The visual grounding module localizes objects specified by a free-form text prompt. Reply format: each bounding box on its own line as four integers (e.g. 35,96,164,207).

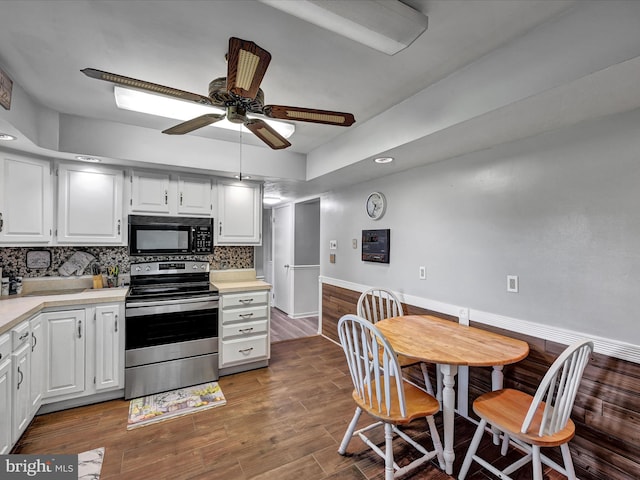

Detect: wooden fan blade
162,113,225,135
244,119,291,150
81,68,213,106
263,105,355,127
226,37,271,100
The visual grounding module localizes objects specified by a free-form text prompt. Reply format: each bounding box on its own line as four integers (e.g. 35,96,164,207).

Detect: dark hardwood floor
13,335,564,479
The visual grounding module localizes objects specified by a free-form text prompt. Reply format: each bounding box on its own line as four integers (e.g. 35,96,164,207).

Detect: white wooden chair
458,339,594,480
357,287,438,397
337,314,444,480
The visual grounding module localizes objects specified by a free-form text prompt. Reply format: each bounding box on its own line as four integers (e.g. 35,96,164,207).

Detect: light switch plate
329,240,337,250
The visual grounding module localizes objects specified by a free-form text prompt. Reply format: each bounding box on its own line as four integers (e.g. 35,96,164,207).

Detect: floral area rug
78,447,105,480
127,382,226,430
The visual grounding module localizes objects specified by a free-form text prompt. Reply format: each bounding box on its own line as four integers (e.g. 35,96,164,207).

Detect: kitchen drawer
0,333,10,362
11,322,30,351
222,290,268,308
221,335,268,366
222,319,268,339
221,305,268,324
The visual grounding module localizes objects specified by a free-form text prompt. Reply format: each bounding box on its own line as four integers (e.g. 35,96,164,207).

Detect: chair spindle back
357,288,404,324
338,314,407,418
522,339,593,437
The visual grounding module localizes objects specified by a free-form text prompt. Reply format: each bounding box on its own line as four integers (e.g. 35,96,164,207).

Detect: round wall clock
365,192,386,220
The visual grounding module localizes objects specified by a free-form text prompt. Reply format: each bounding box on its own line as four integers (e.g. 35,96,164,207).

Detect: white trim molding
320,276,640,364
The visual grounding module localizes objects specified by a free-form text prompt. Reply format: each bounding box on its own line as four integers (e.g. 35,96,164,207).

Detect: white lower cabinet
220,290,270,371
0,334,12,454
29,314,45,416
11,321,31,444
43,304,124,402
94,304,122,391
43,309,85,398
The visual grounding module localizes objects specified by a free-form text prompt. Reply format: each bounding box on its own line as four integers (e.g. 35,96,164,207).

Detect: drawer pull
239,313,254,319
19,332,29,341
238,327,254,334
238,347,254,355
238,298,254,304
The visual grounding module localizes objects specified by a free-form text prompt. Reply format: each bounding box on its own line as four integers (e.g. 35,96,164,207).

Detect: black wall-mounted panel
362,229,390,263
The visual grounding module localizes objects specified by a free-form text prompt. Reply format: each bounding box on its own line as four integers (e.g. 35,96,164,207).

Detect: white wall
321,108,640,346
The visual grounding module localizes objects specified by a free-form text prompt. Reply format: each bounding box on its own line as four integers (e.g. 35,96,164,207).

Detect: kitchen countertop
212,279,271,294
0,288,128,336
209,268,271,294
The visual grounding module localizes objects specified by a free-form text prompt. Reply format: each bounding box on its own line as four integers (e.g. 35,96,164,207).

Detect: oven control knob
192,265,199,269
200,264,207,269
145,266,151,271
134,266,141,272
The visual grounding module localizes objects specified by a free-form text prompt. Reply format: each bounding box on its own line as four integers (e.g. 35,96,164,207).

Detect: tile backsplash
0,246,253,278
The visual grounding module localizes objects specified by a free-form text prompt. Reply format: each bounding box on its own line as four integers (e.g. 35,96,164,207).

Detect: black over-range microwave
128,215,213,256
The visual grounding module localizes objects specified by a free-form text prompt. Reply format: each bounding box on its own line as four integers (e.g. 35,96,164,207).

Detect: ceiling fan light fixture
114,86,295,138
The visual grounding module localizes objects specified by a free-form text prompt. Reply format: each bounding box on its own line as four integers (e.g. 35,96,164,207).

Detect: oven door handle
126,298,219,317
126,296,219,308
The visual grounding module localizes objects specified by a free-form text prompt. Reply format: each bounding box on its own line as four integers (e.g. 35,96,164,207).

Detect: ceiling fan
81,37,356,150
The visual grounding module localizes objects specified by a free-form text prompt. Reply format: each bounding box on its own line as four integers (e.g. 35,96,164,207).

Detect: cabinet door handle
78,320,82,339
180,192,183,206
164,190,168,205
219,222,222,236
31,332,37,352
117,219,121,235
115,314,118,332
0,211,3,232
17,366,23,390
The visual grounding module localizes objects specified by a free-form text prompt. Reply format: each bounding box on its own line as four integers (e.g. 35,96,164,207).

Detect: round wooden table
376,315,530,475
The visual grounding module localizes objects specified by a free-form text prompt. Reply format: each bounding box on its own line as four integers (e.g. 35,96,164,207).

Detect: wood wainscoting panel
320,282,640,480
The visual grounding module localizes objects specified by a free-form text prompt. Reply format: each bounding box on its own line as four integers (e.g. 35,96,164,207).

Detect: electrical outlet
507,275,519,293
329,240,337,250
419,266,426,280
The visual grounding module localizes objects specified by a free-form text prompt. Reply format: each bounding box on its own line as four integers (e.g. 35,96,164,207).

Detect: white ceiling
1,0,639,202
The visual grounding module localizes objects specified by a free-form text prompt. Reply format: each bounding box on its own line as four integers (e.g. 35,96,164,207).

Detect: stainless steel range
124,261,219,399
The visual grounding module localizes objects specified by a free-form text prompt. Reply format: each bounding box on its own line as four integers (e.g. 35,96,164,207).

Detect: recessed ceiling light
76,155,101,163
0,133,17,141
263,196,282,205
374,157,393,164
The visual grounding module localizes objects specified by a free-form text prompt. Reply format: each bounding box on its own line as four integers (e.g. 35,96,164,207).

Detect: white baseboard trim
320,276,640,364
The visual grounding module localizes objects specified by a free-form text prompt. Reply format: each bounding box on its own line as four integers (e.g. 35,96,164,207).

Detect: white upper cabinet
129,170,212,217
177,174,212,216
216,180,262,245
130,170,171,214
0,153,53,244
57,163,124,244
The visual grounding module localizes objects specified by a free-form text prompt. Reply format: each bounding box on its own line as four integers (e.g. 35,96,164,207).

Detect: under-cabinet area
0,152,264,247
